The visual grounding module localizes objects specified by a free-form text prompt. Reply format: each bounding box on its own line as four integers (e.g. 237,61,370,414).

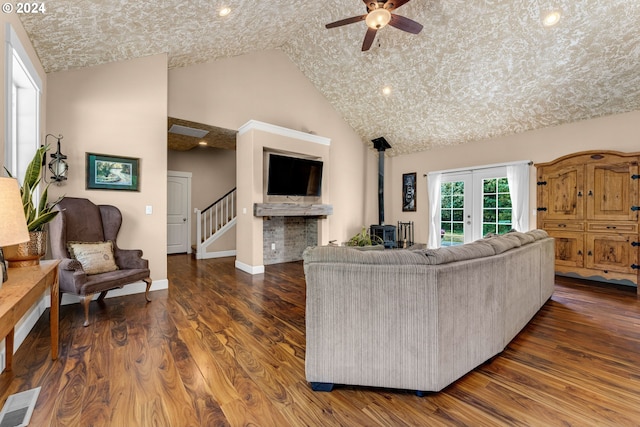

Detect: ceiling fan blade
326,14,367,29
362,27,377,51
384,0,411,12
389,14,423,34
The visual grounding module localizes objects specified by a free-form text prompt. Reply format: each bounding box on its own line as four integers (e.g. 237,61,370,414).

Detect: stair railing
195,187,237,257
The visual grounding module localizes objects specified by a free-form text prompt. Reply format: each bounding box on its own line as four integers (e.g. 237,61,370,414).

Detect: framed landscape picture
86,153,140,191
402,172,417,212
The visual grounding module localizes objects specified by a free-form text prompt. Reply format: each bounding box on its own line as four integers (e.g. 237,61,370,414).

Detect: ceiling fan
325,0,423,51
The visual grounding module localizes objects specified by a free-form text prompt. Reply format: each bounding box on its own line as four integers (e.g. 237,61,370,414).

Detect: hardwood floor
2,254,640,426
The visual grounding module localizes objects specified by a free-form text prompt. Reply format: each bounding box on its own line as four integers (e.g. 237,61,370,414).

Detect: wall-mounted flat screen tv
267,153,323,197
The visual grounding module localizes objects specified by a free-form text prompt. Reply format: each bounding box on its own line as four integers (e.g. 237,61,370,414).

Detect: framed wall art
402,172,416,212
86,153,140,191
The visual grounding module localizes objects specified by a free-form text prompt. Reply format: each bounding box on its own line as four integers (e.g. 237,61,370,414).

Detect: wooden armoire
535,151,640,294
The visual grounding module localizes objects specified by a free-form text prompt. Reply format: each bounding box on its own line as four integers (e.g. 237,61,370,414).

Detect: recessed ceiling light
382,86,392,96
219,7,231,17
542,10,561,27
198,141,207,146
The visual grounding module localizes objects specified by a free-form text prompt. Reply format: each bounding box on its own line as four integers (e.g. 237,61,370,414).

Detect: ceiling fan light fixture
366,8,391,29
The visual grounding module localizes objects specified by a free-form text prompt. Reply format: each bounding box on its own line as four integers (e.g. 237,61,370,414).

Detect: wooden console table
0,260,60,372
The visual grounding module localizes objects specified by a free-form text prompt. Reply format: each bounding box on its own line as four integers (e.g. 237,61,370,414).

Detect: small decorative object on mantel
86,152,140,191
402,172,417,212
3,145,62,268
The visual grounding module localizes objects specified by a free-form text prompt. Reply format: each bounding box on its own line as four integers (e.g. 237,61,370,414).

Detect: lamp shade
0,177,30,247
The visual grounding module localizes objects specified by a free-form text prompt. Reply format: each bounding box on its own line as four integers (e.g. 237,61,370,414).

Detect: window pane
483,223,496,236
498,224,512,234
484,194,496,208
483,209,496,222
498,209,512,222
483,179,496,193
441,209,451,222
452,195,464,208
452,209,464,221
441,195,452,208
497,193,512,208
452,182,464,195
497,178,510,193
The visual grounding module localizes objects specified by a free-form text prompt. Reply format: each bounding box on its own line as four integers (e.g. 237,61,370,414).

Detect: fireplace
370,137,396,248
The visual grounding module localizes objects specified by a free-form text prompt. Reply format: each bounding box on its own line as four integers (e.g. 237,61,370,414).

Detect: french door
440,173,472,246
439,168,514,246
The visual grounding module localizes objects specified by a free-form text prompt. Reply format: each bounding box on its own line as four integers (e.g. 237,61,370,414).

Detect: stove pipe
372,137,391,225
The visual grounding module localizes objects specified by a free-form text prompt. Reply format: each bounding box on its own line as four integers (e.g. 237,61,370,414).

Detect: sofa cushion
507,230,535,245
526,229,549,240
67,240,119,275
422,241,496,265
303,246,431,265
481,234,522,254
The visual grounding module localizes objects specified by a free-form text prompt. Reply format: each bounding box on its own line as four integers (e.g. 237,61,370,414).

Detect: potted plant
345,226,384,249
4,145,62,266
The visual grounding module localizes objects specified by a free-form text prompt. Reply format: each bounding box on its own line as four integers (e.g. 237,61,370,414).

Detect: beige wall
168,147,236,250
387,110,640,244
46,54,169,281
168,50,378,247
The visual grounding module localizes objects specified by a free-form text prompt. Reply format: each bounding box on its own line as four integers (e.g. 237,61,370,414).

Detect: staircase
194,188,237,259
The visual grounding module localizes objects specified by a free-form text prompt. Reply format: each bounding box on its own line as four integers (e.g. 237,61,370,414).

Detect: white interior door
167,172,191,254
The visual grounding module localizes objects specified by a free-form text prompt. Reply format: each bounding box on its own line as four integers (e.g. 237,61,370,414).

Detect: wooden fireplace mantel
253,203,333,217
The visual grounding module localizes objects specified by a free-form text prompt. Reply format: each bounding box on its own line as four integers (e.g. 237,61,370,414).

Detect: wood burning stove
370,137,396,249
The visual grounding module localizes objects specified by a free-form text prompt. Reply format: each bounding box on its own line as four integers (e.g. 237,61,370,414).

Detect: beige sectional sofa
302,230,555,394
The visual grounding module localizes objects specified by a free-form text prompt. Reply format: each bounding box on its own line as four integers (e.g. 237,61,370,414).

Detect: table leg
50,269,59,360
6,328,14,371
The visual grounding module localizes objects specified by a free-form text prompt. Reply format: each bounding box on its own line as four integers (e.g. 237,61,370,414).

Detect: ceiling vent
168,124,210,138
0,387,41,427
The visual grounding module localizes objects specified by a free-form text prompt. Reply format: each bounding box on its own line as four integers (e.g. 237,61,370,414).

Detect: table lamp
0,177,30,283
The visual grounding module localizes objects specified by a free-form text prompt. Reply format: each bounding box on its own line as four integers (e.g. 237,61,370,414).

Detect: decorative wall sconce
45,134,68,184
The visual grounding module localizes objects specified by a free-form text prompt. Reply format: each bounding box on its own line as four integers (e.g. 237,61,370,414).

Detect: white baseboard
196,250,237,260
0,278,168,373
235,260,264,275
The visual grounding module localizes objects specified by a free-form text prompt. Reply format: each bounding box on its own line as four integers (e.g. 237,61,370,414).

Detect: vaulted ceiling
19,0,640,156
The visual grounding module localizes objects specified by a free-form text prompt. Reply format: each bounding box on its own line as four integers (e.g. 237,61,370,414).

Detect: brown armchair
49,197,152,326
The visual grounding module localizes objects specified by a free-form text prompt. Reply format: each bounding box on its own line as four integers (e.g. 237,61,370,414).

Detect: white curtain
506,163,530,231
427,173,442,248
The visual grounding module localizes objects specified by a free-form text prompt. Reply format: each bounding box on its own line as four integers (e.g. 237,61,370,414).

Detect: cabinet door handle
588,190,593,196
577,191,582,197
606,225,617,229
577,250,583,256
587,251,593,256
558,223,567,228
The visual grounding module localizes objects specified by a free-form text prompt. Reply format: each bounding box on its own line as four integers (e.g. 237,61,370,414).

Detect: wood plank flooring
1,254,640,426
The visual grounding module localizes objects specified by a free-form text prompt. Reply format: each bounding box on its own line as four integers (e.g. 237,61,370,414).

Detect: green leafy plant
346,226,384,247
4,145,62,231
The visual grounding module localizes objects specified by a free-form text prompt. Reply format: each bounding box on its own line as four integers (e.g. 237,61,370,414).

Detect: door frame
168,170,192,254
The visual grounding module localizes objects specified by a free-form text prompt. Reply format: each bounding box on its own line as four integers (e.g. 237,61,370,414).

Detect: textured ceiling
19,0,640,156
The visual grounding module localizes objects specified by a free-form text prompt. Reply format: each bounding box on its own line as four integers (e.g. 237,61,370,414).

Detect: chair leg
97,291,108,303
80,294,95,327
143,278,152,303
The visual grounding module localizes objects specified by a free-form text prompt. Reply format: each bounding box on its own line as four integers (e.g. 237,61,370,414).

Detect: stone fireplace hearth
262,217,318,265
